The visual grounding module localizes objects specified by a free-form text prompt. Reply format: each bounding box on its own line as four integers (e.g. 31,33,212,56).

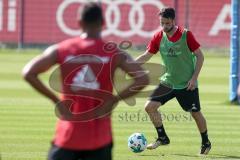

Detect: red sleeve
186,31,200,52
147,31,163,54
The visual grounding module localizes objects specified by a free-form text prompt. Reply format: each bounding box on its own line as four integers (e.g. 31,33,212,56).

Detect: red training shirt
53,36,117,150
147,26,200,54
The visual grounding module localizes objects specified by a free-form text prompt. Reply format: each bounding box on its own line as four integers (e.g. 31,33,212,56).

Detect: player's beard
164,26,174,33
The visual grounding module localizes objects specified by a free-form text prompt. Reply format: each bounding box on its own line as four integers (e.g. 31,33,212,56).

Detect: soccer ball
128,133,147,153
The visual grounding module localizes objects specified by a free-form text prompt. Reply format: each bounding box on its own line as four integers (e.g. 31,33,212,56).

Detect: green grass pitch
0,48,240,160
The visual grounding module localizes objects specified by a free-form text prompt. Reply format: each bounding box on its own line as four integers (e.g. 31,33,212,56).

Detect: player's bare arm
22,45,60,104
117,52,149,100
187,48,204,91
85,52,150,120
135,51,154,64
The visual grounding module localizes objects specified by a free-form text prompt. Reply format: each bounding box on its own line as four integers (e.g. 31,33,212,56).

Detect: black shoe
200,141,211,155
147,136,170,150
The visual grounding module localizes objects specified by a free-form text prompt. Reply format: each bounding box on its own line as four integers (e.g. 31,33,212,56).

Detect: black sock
156,125,167,138
201,130,209,144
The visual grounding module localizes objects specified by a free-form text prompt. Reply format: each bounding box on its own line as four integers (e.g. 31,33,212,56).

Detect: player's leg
191,111,207,136
82,143,113,160
145,100,170,150
191,111,211,155
145,84,174,150
176,88,211,155
48,144,78,160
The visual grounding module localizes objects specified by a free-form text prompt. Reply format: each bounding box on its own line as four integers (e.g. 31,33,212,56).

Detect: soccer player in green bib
136,7,211,155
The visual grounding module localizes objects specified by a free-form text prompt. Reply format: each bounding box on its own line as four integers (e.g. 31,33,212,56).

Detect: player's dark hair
79,2,103,26
159,7,175,19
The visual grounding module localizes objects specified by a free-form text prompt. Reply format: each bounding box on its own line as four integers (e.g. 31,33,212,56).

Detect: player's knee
145,101,161,113
145,105,152,113
191,111,205,120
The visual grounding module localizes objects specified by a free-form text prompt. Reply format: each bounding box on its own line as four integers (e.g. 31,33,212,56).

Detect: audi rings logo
56,0,164,37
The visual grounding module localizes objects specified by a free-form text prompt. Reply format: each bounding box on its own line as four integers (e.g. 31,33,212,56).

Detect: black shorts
149,84,201,112
48,142,112,160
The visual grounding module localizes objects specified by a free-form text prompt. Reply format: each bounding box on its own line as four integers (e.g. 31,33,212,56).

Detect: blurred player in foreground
135,7,211,155
22,3,149,160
